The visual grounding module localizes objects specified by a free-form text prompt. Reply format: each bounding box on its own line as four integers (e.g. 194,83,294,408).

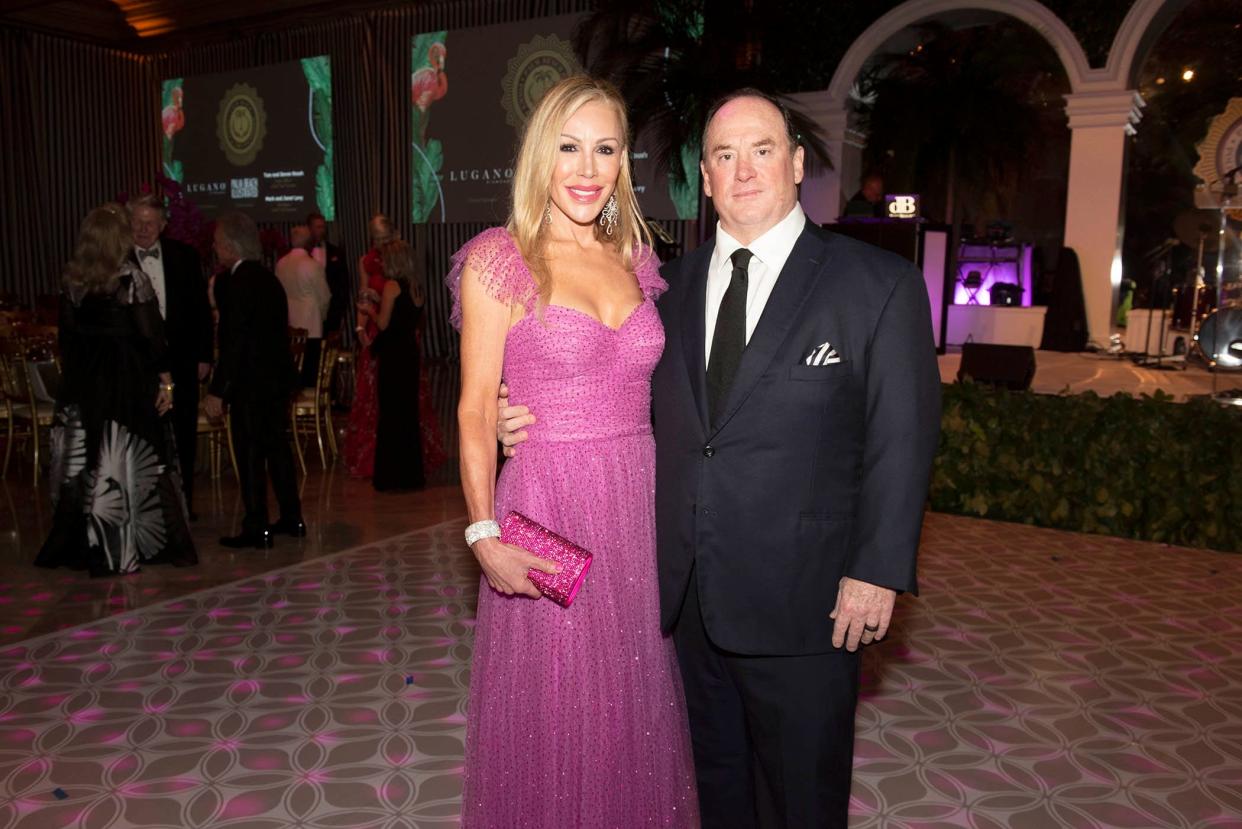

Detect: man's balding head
700,90,805,245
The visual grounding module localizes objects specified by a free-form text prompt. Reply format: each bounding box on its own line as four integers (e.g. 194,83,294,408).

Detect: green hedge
932,382,1242,552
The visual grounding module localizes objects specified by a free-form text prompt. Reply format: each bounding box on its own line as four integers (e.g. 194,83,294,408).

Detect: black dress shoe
268,518,307,538
219,530,274,549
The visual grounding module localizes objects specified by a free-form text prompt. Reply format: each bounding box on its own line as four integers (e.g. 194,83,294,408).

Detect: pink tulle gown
447,228,698,827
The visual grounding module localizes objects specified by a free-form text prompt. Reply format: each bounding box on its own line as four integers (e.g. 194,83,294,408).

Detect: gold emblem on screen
500,34,581,129
216,83,267,166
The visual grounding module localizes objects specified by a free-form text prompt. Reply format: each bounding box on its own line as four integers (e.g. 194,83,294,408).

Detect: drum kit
1135,177,1242,385
1177,208,1241,369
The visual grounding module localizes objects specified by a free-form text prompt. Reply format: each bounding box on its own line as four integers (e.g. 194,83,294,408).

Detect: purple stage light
953,244,1034,307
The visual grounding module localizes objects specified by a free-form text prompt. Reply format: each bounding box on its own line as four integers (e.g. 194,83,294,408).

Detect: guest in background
844,171,886,218
366,238,424,491
342,213,396,478
307,211,351,342
276,225,330,387
128,192,213,518
36,203,196,576
204,212,304,549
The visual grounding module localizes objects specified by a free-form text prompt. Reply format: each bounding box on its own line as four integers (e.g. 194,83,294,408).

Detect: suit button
702,445,715,458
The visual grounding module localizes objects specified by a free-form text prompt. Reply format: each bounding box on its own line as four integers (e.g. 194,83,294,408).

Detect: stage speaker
989,282,1022,307
957,343,1036,390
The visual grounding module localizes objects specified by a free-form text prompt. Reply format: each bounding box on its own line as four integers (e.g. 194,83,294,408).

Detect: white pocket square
804,342,842,366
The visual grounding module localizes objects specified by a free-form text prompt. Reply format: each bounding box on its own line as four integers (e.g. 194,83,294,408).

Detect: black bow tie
138,247,161,262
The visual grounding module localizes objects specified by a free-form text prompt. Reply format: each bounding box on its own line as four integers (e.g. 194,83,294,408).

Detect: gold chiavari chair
291,338,338,473
197,377,238,481
0,334,55,482
288,327,308,377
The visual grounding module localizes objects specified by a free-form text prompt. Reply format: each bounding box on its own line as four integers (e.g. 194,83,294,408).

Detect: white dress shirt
704,203,807,364
275,248,330,338
135,242,167,318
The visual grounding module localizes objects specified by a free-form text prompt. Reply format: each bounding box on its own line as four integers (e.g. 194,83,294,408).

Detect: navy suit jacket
652,221,941,655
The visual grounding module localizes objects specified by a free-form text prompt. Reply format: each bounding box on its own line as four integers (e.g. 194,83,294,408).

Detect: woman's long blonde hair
507,75,651,304
63,202,133,297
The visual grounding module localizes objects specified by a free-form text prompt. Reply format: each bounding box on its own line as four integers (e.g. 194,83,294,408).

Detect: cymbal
1174,210,1223,251
1174,210,1222,252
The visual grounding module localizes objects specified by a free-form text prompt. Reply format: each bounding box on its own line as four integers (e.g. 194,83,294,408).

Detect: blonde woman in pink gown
448,76,698,826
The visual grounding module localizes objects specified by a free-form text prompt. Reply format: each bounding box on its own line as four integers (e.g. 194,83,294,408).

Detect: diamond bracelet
464,520,501,547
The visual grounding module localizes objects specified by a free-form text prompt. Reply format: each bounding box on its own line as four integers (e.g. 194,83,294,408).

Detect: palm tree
574,0,831,224
857,21,1056,245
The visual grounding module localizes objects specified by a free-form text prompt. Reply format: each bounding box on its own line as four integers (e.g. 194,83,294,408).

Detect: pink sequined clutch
499,512,593,607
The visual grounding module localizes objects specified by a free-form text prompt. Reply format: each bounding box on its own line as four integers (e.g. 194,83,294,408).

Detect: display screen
410,14,692,223
161,57,335,221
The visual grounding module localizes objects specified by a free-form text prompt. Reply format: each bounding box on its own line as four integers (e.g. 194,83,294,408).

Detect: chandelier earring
544,201,553,225
599,193,619,237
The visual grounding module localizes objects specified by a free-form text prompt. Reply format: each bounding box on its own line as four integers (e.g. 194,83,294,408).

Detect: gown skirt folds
36,266,196,576
446,228,698,827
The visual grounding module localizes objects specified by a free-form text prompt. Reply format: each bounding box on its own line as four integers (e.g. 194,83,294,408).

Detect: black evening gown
371,286,424,491
36,265,197,576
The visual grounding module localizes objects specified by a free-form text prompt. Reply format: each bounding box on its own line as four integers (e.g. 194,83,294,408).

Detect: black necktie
707,247,752,424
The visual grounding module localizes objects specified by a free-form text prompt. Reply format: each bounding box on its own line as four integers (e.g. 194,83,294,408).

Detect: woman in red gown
343,214,394,477
343,215,447,480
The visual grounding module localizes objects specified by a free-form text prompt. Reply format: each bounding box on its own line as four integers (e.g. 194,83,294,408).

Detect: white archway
803,0,1188,346
824,0,1092,107
1105,0,1197,88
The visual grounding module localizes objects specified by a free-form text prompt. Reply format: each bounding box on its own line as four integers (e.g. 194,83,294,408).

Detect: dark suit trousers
673,573,860,829
170,365,199,507
229,395,301,535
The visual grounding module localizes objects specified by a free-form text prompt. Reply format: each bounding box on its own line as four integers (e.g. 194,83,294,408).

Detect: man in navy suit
501,89,940,827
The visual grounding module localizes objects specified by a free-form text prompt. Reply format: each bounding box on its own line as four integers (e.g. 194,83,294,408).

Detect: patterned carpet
1,513,1240,828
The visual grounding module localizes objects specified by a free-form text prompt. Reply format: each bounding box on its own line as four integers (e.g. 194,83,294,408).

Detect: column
788,92,867,225
1062,90,1144,346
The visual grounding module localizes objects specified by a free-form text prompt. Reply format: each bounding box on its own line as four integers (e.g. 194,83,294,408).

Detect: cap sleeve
444,227,537,330
633,245,668,301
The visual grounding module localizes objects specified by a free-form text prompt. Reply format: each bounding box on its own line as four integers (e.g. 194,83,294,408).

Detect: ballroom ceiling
0,0,394,50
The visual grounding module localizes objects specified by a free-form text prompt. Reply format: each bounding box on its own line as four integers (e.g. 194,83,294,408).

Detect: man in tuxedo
501,90,940,827
204,212,304,549
129,193,213,518
307,212,351,343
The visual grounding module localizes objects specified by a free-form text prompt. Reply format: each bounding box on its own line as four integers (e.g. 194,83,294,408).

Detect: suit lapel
678,242,713,432
160,241,177,324
709,227,830,438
